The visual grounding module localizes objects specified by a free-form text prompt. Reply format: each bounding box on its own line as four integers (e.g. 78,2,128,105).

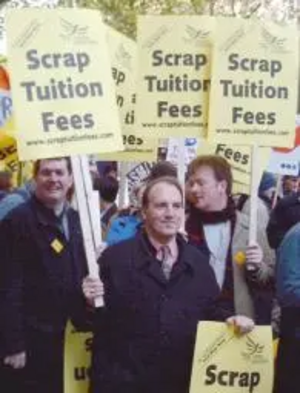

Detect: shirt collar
146,230,178,259
32,195,68,225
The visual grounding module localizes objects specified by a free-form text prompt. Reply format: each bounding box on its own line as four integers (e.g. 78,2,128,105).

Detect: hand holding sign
189,322,273,393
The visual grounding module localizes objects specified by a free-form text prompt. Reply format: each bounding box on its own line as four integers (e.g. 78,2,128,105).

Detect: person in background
186,156,275,326
258,172,277,206
267,194,300,250
282,175,300,197
275,221,300,392
105,161,178,246
146,161,177,182
105,181,145,246
234,172,277,225
103,163,118,179
0,180,35,221
0,158,89,393
82,176,254,393
93,176,119,240
0,170,12,201
267,174,300,251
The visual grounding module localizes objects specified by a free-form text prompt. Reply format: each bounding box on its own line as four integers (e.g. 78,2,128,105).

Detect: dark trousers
0,363,24,393
274,307,300,393
275,336,300,393
3,329,65,393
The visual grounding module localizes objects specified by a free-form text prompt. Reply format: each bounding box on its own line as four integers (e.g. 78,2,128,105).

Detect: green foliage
59,0,297,39
62,0,208,38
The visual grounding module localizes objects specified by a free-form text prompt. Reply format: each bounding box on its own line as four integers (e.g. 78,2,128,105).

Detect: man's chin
160,229,177,237
193,202,205,210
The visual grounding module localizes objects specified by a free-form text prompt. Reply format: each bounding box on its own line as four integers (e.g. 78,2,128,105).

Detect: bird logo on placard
245,336,264,357
184,25,209,46
116,44,132,71
260,27,287,53
60,18,90,42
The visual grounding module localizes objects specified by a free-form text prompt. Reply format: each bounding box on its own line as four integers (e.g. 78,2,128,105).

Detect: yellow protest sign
107,26,136,137
136,15,214,138
7,8,123,161
197,140,271,185
208,17,298,147
0,64,15,135
64,321,92,393
0,132,18,172
233,181,250,195
189,322,273,393
97,134,157,162
98,27,157,162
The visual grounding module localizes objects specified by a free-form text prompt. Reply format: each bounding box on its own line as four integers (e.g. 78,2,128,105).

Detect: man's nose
165,205,175,216
189,182,198,192
49,172,58,181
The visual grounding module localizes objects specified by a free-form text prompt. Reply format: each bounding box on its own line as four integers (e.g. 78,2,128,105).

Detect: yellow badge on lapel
234,251,246,266
51,239,64,254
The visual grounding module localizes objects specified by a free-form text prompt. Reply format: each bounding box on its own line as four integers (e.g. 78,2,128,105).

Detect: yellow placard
189,322,273,393
0,132,18,174
98,27,157,162
64,321,92,393
107,26,136,137
97,135,157,162
136,15,214,138
208,17,298,147
0,63,15,135
197,140,271,185
232,181,250,195
7,8,123,161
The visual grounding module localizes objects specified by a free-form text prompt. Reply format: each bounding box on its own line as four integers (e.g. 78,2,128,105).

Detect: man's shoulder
66,205,80,220
277,194,300,210
282,222,300,243
181,240,211,269
2,198,33,220
102,236,137,258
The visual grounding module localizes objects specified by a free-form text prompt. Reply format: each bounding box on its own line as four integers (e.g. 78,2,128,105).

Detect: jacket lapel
146,259,168,286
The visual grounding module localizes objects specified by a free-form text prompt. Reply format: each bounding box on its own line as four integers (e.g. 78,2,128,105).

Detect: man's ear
141,207,147,221
219,180,227,195
68,174,74,188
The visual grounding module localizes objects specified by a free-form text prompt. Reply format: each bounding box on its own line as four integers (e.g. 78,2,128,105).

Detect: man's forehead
190,165,215,178
148,183,182,200
39,159,68,170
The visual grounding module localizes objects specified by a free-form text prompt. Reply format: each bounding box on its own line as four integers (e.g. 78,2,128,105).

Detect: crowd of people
0,156,299,393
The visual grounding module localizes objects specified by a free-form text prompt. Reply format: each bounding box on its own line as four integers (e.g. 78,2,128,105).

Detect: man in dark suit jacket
0,157,88,393
83,176,254,393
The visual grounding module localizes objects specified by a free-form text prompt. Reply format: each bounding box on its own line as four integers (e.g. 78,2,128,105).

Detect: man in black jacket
0,157,88,393
83,176,254,393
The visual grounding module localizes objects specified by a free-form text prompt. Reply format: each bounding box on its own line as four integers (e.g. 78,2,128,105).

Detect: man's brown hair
142,176,183,208
33,157,72,177
187,155,233,196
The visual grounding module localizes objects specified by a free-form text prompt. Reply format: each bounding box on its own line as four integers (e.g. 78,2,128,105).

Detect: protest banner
0,64,14,134
0,0,60,55
0,132,18,176
268,126,300,176
208,17,298,148
166,138,198,169
189,322,273,393
64,321,92,393
126,161,153,194
136,15,214,138
99,26,157,162
197,140,271,186
232,181,250,195
0,64,16,175
6,8,123,161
